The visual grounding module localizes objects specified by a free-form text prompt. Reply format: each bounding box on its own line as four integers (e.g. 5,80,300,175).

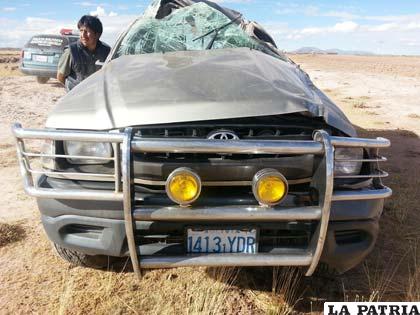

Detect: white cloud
299,21,358,35
407,42,420,47
90,6,118,17
275,8,294,15
75,2,97,7
274,4,359,19
263,22,289,34
90,6,106,16
400,38,420,47
363,14,420,22
369,23,399,32
2,7,16,12
324,10,360,20
95,15,138,45
286,34,302,40
332,21,358,32
406,22,420,30
274,4,320,17
301,27,323,35
26,17,55,24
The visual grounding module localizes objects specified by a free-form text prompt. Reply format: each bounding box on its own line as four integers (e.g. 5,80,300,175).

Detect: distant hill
290,47,374,56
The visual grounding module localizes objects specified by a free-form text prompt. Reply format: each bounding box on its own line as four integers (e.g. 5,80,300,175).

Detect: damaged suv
13,0,391,277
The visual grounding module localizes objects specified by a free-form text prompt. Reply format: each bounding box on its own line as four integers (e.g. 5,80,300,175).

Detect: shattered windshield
114,2,281,59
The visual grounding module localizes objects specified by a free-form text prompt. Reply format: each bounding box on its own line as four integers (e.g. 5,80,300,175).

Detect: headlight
334,147,363,175
64,141,113,164
252,169,288,207
166,168,201,206
41,140,56,170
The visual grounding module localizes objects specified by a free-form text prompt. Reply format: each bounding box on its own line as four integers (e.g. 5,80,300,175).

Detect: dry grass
52,265,260,315
353,101,369,109
408,113,420,119
0,222,26,247
187,267,240,314
385,174,420,224
0,64,21,77
0,51,22,77
362,254,404,301
405,240,420,301
0,142,19,168
267,267,302,315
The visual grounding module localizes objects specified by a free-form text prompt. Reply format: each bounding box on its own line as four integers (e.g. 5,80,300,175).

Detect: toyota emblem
207,130,239,140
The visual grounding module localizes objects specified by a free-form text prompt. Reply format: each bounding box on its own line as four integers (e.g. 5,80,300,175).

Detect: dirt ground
0,52,419,314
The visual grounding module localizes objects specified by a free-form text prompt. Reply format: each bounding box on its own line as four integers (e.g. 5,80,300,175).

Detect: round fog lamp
166,168,201,206
252,169,288,206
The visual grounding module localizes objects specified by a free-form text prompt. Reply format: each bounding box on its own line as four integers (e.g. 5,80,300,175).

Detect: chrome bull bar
12,123,391,278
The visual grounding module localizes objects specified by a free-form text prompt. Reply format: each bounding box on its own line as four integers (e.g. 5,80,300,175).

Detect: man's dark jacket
65,40,110,91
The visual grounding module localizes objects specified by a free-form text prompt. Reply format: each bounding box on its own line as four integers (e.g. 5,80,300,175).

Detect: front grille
134,123,314,158
134,118,320,140
132,117,325,184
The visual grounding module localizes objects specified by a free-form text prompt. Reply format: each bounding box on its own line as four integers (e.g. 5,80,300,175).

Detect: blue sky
1,0,420,54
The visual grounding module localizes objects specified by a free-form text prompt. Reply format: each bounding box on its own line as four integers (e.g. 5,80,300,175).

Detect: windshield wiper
193,14,242,49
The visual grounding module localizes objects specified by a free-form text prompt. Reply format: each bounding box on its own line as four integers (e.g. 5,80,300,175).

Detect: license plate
33,55,48,62
187,228,257,254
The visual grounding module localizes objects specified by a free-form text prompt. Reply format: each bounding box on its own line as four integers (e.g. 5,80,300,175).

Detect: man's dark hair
77,15,103,36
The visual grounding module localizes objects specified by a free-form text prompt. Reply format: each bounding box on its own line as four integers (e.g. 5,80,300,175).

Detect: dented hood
47,48,355,136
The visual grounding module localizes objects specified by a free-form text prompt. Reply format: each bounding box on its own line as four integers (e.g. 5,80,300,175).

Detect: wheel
36,76,49,84
52,243,112,269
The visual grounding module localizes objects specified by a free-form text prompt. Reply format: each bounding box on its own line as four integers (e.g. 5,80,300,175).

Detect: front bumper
40,215,380,273
38,177,385,273
12,124,391,276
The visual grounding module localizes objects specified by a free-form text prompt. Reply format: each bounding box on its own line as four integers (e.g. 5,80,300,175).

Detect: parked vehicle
13,0,391,277
20,31,78,84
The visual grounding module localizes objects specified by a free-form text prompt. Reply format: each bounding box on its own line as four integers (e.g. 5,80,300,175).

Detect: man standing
57,15,110,91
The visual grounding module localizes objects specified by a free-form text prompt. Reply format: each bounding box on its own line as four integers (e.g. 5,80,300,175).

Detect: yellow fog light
252,169,288,206
166,168,201,206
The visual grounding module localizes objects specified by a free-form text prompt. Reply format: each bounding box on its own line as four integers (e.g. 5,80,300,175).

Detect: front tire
36,76,49,84
53,243,112,269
